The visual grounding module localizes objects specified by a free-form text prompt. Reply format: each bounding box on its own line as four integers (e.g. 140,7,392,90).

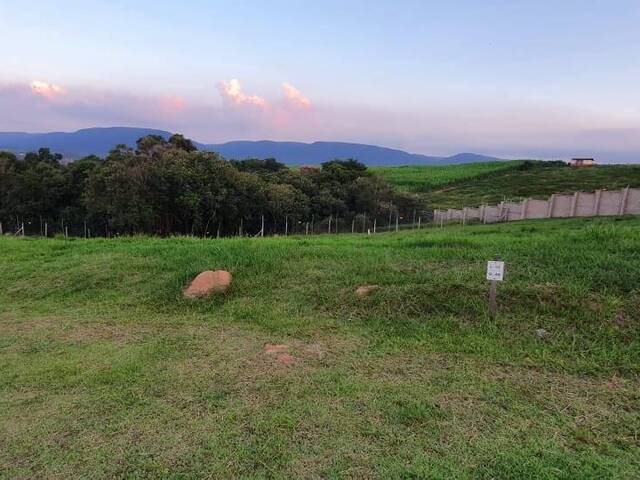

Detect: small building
569,158,595,168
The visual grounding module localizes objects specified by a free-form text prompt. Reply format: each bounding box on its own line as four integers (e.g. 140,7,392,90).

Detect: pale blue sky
1,0,639,160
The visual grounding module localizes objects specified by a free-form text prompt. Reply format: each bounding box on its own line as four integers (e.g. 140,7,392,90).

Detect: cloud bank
0,78,638,162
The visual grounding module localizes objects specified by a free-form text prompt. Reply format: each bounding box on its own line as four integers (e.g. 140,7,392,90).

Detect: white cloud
217,79,267,108
30,80,64,100
282,82,311,108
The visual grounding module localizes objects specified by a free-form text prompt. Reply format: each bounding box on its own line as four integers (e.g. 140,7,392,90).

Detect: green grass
372,161,524,192
420,162,640,209
1,217,640,478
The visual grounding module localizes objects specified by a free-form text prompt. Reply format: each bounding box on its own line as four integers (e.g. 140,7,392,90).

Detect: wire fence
1,210,436,239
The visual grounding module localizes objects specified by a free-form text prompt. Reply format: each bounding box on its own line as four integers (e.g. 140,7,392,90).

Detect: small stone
263,344,289,355
183,270,232,298
355,285,380,298
535,328,550,339
276,353,296,365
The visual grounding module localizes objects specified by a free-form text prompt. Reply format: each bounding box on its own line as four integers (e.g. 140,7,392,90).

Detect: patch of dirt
355,285,380,298
276,353,296,365
263,344,297,366
614,311,630,328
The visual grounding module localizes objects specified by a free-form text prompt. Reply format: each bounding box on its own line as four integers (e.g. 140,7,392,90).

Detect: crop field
2,216,639,478
371,160,523,192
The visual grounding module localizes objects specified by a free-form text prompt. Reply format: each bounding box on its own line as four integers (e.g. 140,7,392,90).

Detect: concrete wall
433,187,639,225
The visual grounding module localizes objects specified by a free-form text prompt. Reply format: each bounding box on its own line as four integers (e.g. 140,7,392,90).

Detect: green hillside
2,217,639,478
378,161,640,210
371,160,523,192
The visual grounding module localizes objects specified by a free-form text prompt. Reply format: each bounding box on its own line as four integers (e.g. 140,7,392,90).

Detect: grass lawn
1,217,639,478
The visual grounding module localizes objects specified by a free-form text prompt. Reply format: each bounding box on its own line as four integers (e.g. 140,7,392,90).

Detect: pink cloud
217,79,267,108
282,82,311,108
30,80,65,100
160,95,186,111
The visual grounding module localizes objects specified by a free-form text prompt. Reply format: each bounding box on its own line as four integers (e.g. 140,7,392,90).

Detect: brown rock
183,270,232,298
276,353,296,365
263,344,289,355
355,285,380,298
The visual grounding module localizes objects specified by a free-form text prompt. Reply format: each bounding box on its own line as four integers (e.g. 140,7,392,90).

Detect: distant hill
0,127,503,165
0,127,172,159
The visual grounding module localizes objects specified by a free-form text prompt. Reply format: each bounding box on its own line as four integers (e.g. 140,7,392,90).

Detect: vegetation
1,216,639,478
386,160,640,209
372,160,523,192
0,135,420,237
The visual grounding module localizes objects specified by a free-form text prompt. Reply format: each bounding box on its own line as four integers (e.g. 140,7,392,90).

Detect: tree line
0,134,422,237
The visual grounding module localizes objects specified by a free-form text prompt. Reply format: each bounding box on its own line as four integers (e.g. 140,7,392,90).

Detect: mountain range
0,127,503,165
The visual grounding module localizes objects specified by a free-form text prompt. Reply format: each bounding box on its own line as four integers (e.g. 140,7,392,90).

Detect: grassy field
1,217,639,478
371,161,523,192
415,162,640,209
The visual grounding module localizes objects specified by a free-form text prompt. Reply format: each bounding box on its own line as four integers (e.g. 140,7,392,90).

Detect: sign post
486,256,505,316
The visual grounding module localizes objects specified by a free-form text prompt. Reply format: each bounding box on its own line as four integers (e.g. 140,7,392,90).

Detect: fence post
520,199,528,220
594,190,602,216
412,209,416,229
395,212,399,232
261,215,265,237
373,218,377,233
0,221,3,235
570,192,579,217
305,222,309,235
619,186,630,215
328,214,332,234
351,218,355,234
417,216,421,229
462,208,467,226
546,195,555,218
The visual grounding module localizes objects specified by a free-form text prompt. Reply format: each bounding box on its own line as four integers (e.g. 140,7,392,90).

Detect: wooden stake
489,280,498,316
418,216,421,229
285,215,289,236
305,222,309,235
328,214,332,234
395,212,399,232
373,218,377,233
261,215,265,237
44,222,47,237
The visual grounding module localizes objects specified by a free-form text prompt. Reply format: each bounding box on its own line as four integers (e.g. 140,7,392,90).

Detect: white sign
486,261,505,281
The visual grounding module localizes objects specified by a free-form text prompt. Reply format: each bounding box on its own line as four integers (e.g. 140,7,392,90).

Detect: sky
1,0,640,161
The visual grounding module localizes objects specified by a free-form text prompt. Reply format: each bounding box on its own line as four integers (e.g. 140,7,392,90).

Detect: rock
263,344,289,355
535,328,550,339
276,353,296,365
355,285,380,298
183,270,232,298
